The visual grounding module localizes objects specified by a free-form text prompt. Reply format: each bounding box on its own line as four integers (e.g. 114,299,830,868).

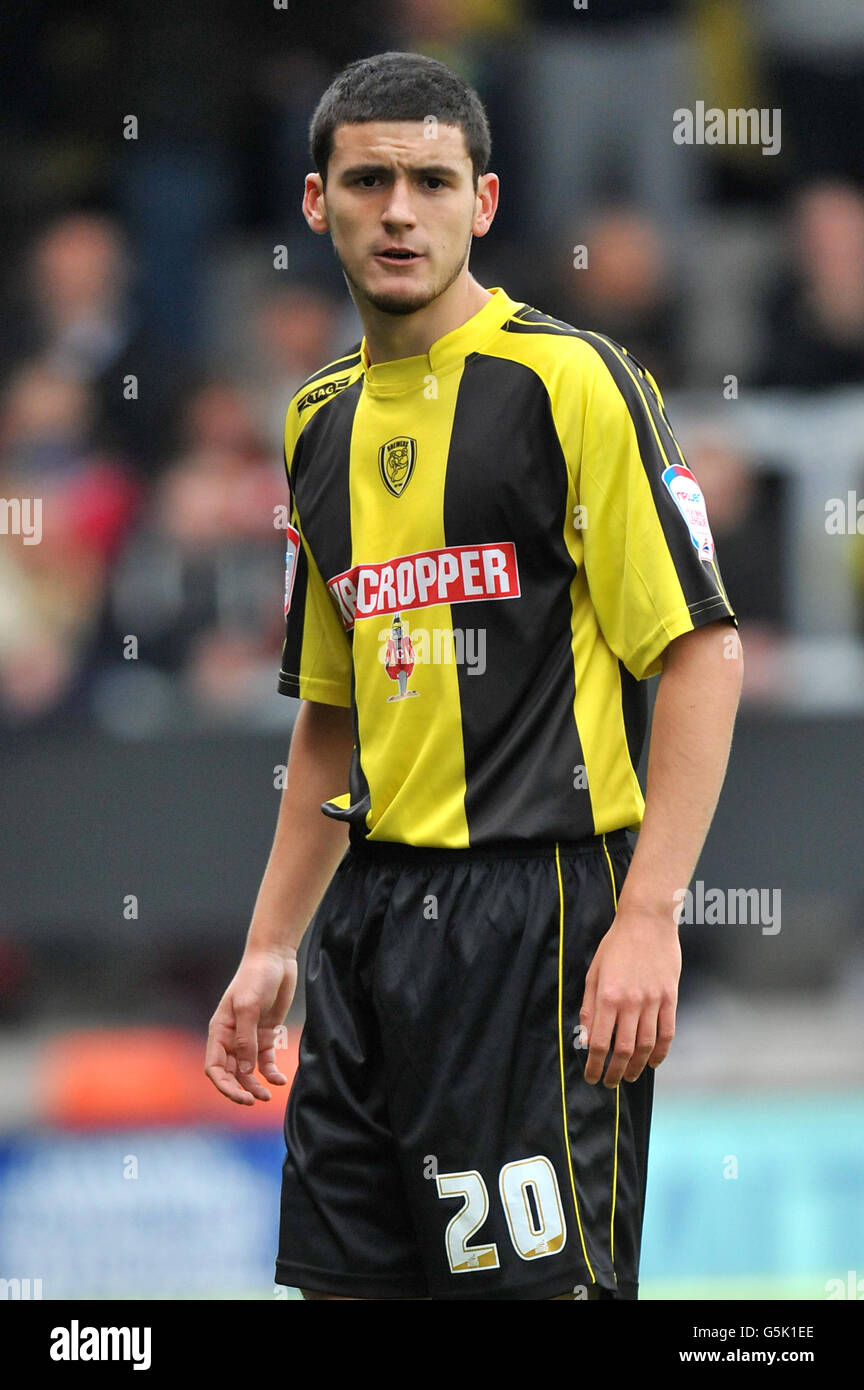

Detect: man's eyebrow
338,162,463,180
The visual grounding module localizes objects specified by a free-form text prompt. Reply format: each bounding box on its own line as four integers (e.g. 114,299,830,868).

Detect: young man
205,51,742,1301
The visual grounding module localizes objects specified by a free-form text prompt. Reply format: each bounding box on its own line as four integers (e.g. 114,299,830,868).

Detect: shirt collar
359,286,523,396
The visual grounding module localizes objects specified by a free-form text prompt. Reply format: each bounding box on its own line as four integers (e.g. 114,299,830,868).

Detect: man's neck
360,274,492,366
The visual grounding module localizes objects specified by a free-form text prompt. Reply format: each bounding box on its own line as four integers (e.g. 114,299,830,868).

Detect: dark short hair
309,50,491,189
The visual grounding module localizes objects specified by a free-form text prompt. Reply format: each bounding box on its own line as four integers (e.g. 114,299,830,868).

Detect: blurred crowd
2,0,864,733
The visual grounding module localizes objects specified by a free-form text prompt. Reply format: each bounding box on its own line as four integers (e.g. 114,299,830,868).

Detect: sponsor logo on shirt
382,612,419,701
662,463,715,562
327,541,521,630
296,376,352,412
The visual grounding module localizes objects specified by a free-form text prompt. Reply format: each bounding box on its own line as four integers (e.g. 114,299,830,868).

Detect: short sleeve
574,336,737,680
277,437,352,707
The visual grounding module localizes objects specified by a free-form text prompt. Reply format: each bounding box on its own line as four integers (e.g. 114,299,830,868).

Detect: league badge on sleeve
662,463,715,562
284,523,300,614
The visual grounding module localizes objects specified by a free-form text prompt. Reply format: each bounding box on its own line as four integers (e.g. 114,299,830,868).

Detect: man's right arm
205,699,354,1105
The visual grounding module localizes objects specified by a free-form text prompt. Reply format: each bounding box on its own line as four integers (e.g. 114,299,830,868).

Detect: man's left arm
581,620,743,1086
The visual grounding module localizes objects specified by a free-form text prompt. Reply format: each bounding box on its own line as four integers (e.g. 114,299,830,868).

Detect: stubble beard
335,234,472,317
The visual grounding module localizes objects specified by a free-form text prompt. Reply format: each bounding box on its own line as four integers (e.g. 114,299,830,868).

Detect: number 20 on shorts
436,1155,566,1273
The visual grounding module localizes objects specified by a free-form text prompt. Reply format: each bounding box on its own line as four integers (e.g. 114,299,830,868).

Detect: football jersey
278,285,737,848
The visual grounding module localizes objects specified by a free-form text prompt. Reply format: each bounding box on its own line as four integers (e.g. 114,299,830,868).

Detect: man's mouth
375,248,423,261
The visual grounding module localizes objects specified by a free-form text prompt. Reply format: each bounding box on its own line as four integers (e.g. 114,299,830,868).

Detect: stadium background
1,0,863,1300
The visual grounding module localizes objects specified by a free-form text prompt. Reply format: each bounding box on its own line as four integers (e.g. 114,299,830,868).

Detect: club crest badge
379,437,417,497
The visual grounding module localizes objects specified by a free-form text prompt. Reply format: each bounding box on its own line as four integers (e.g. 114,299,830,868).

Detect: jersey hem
345,829,632,862
628,601,737,680
277,673,352,707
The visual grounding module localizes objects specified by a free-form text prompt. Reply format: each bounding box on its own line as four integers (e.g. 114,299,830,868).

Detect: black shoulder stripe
502,320,584,338
580,331,684,472
502,305,584,337
535,323,732,619
581,331,655,383
503,308,652,351
293,344,363,396
576,330,712,580
577,330,676,475
503,316,674,449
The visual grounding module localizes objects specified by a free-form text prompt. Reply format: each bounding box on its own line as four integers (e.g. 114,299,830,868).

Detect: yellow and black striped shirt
279,286,737,847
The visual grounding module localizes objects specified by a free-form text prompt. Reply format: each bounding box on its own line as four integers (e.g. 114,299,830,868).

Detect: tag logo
662,463,715,562
296,376,351,413
379,437,417,497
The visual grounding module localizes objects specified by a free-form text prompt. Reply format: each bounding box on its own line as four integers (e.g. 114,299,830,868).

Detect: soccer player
205,51,742,1301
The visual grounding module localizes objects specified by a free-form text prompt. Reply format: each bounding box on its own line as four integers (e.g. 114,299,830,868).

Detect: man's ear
471,171,499,239
302,173,329,235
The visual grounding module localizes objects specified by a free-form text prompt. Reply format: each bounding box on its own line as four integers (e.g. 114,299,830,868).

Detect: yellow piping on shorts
555,841,596,1284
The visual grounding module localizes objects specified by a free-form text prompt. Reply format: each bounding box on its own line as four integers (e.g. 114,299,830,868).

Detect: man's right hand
205,701,353,1105
205,947,298,1105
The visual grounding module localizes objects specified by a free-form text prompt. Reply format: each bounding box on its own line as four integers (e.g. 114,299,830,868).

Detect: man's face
304,121,496,316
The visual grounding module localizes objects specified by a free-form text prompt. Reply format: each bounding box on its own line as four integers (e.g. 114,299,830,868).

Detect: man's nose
381,177,416,224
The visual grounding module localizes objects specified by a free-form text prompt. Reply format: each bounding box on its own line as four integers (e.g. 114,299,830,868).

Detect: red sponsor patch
327,541,520,629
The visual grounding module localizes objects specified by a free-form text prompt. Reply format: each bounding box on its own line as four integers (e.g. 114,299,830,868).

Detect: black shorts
275,831,653,1301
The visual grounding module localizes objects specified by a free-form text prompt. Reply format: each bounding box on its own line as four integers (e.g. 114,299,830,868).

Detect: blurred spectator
27,214,129,380
0,361,140,727
0,212,180,474
248,285,343,446
96,380,286,730
754,180,864,389
536,205,687,388
523,0,701,245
